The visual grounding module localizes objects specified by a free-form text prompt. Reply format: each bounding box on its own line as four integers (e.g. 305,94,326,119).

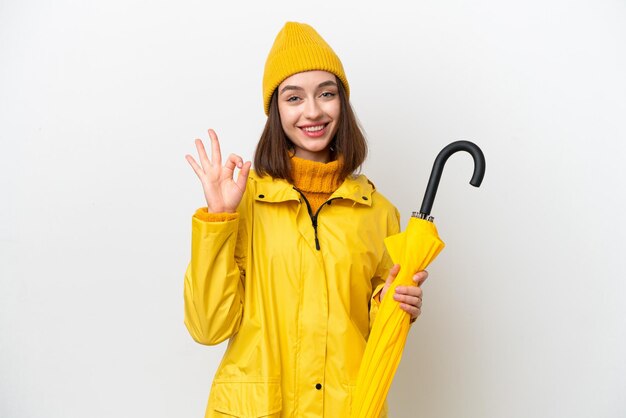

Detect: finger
395,285,422,299
236,161,252,191
413,270,429,286
223,153,243,178
195,138,211,172
393,293,422,308
185,154,205,180
208,129,222,167
400,303,420,319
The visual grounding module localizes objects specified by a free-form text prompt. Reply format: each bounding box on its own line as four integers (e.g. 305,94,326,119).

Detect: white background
1,1,625,417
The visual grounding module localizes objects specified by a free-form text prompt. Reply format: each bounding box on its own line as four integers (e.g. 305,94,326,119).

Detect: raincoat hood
251,171,374,206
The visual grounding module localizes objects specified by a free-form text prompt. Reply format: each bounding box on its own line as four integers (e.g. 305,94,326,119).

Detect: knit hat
262,22,350,115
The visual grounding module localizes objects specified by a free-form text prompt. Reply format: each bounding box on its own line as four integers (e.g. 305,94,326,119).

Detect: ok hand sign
185,129,252,213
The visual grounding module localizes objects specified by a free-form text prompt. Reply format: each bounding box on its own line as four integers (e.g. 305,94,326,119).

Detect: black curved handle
419,140,486,217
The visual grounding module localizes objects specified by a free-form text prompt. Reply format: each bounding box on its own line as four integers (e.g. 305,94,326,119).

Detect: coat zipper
293,187,340,251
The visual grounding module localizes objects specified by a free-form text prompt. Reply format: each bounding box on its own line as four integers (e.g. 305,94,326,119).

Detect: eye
286,95,301,102
320,91,336,98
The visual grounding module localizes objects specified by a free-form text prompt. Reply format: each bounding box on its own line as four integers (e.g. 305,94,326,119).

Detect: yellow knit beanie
262,22,350,115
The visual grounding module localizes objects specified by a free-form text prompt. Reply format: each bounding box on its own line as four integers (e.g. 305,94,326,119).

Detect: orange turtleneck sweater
290,156,343,213
195,156,343,221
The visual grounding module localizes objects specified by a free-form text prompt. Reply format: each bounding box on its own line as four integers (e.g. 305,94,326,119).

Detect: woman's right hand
185,129,252,213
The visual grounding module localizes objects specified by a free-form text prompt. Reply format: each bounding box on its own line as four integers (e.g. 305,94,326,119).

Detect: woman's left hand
380,264,429,321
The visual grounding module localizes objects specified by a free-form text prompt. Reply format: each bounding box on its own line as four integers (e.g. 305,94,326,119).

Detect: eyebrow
279,80,338,95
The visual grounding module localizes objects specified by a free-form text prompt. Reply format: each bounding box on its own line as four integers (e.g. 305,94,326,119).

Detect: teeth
302,125,324,132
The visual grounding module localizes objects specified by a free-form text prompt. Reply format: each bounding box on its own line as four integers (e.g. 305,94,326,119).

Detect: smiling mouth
300,124,328,133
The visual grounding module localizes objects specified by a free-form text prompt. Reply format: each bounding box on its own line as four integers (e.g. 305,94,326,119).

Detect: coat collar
250,171,374,207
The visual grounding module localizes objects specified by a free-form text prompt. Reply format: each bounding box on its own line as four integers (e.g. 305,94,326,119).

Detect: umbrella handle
418,140,486,218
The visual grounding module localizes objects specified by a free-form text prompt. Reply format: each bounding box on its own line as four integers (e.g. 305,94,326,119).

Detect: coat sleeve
368,205,401,330
183,195,251,346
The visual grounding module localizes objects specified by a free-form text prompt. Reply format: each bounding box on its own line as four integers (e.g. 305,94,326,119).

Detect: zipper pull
311,216,320,251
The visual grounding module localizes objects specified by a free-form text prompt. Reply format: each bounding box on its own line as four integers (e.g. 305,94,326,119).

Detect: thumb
385,274,393,287
387,264,400,284
381,264,400,301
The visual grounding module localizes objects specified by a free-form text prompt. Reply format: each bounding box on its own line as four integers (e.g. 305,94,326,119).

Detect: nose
303,97,323,120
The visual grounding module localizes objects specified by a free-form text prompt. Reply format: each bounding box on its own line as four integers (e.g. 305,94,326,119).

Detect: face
277,70,341,163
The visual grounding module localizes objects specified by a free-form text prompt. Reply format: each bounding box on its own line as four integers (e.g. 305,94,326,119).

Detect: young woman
184,22,428,418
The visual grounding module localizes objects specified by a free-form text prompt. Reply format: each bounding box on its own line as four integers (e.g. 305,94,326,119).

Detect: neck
294,149,331,163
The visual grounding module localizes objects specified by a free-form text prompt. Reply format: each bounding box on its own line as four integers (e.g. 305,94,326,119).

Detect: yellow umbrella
351,141,486,418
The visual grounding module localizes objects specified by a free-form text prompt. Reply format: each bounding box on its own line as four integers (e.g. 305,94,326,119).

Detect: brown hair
254,77,367,183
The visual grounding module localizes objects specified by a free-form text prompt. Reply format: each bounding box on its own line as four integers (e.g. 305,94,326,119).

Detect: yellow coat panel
184,171,399,417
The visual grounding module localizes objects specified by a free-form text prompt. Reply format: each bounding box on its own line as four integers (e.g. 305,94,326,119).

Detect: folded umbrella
351,140,486,418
